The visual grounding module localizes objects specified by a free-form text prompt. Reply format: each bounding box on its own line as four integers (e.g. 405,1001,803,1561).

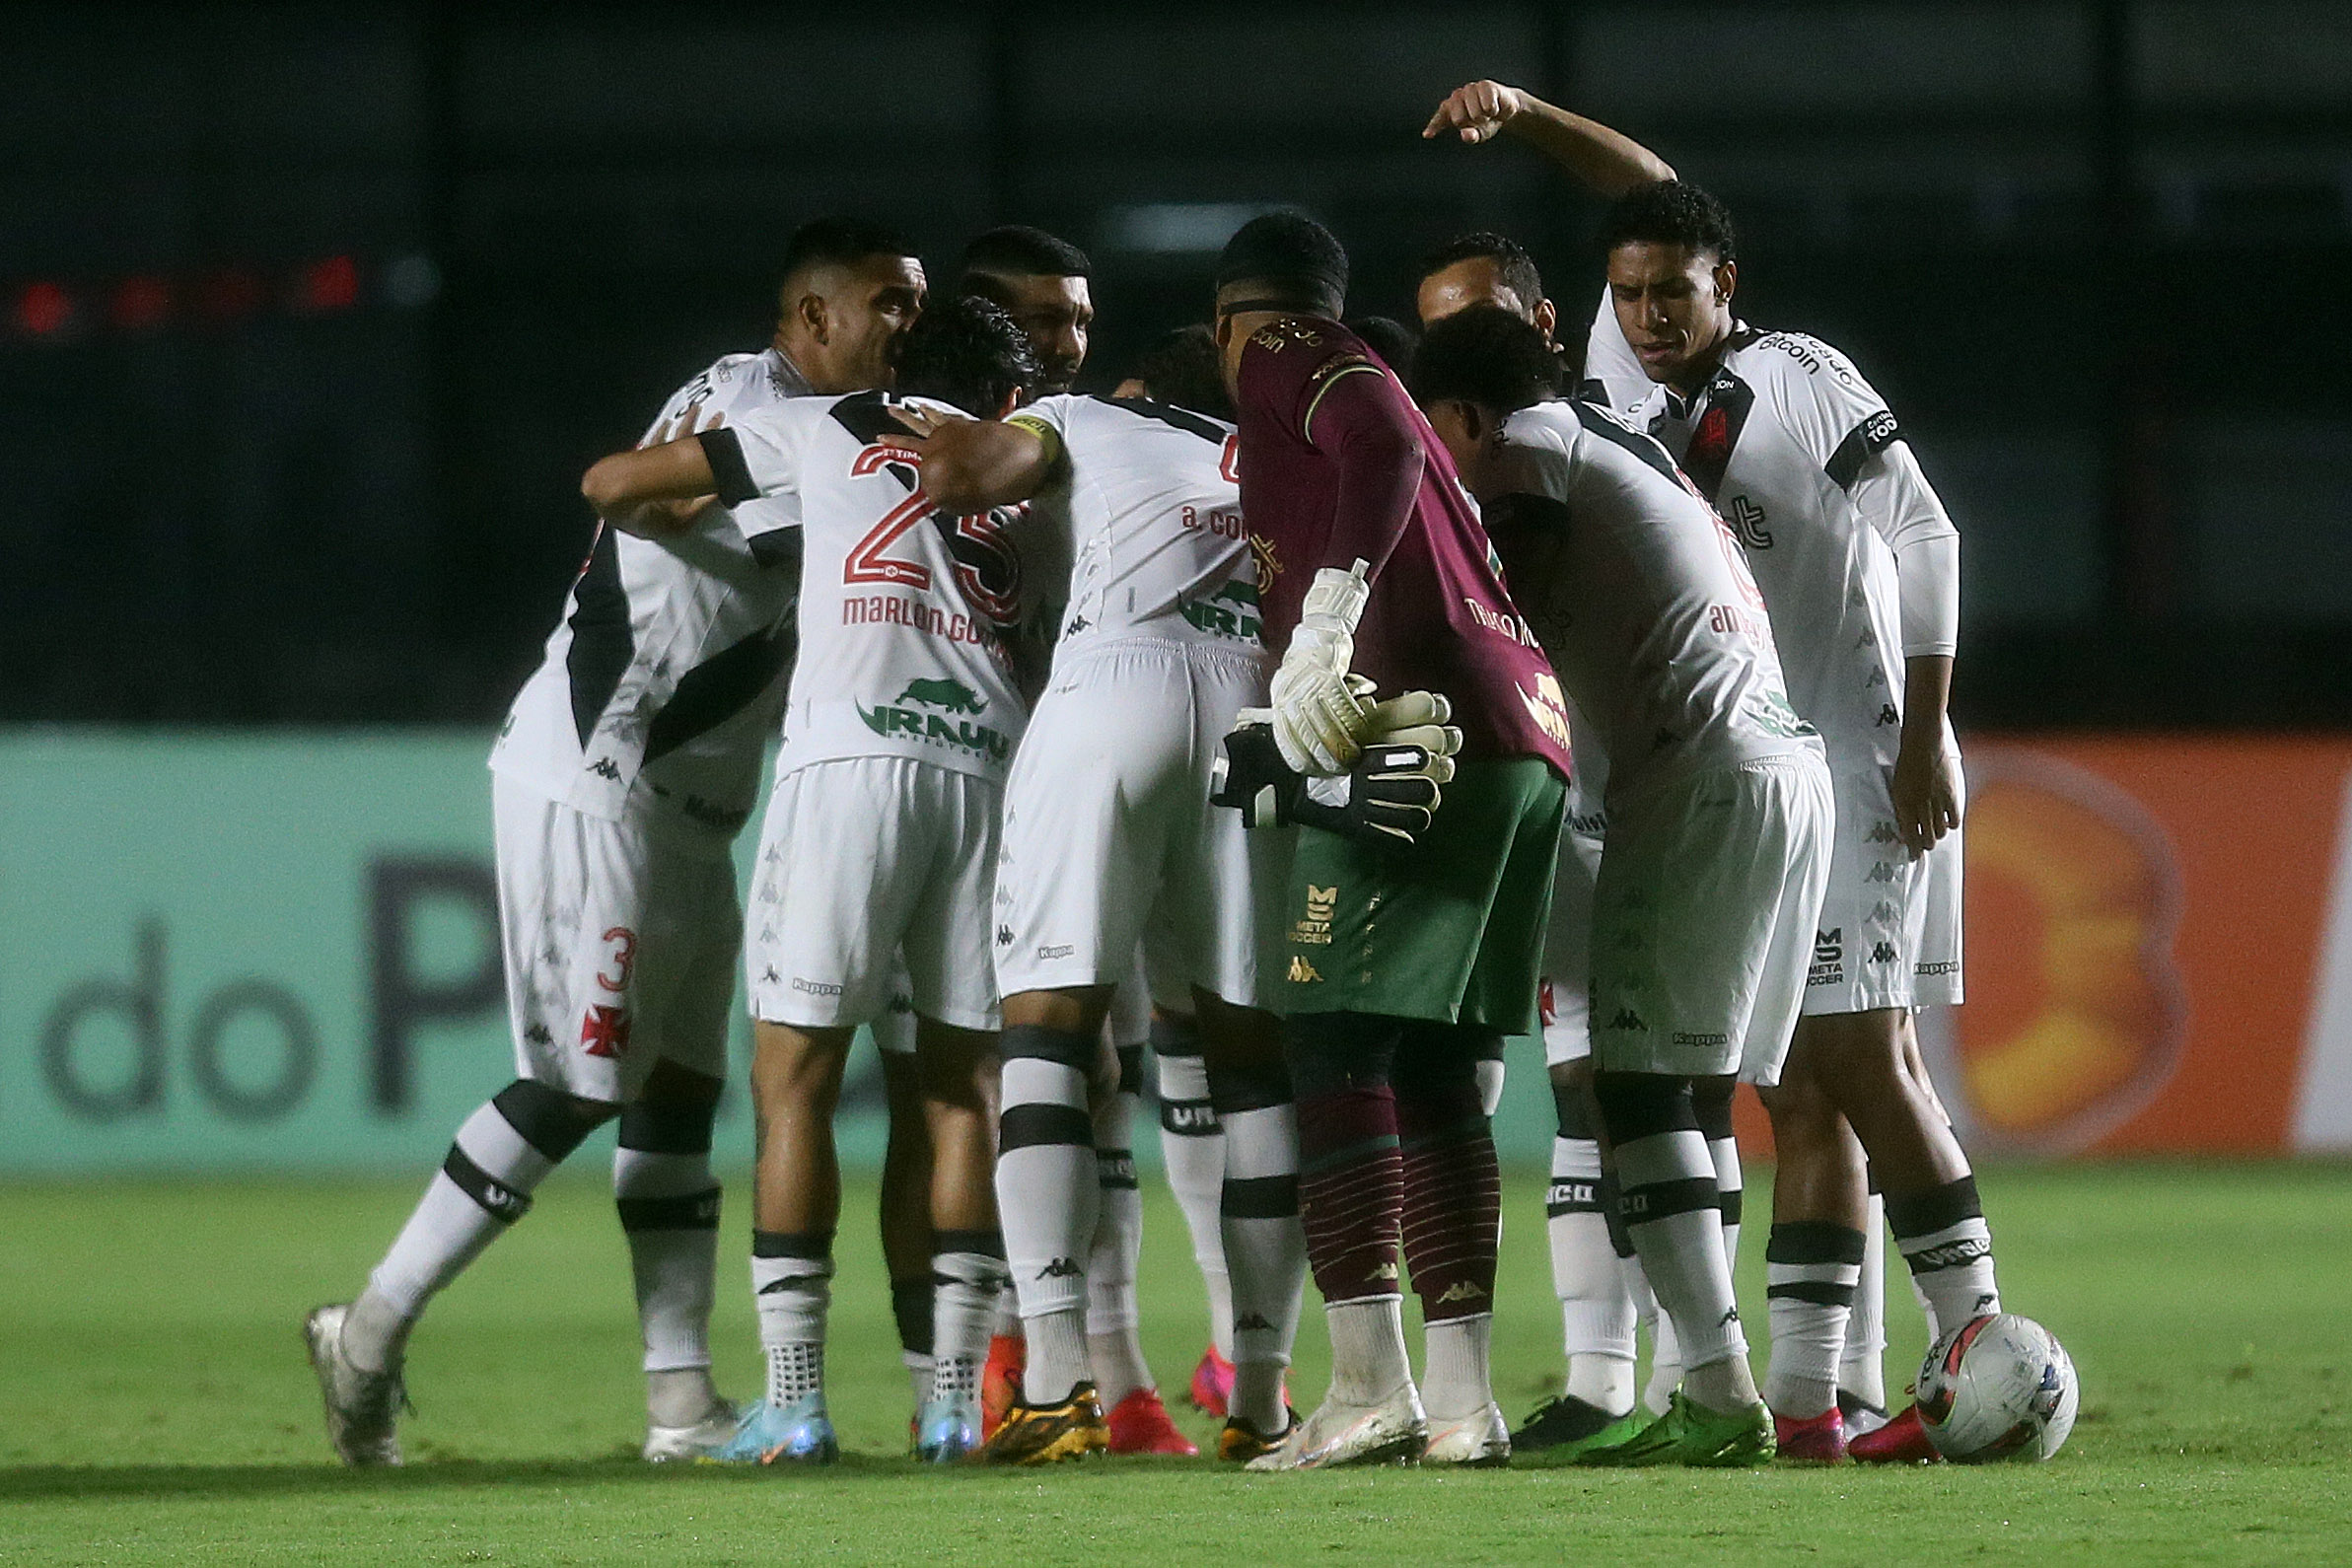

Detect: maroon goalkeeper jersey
1233,316,1572,775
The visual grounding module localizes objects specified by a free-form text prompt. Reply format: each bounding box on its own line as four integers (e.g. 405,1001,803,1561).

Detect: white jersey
1586,294,1928,770
1491,398,1816,802
710,391,1033,784
1005,393,1259,659
489,348,808,846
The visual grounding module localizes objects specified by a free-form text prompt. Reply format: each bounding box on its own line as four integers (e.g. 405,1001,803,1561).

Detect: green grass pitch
2,1163,2346,1565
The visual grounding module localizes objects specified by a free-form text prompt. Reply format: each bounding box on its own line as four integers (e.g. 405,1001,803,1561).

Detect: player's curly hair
1408,304,1561,414
1125,324,1233,420
896,295,1040,417
1599,179,1738,266
1418,232,1545,313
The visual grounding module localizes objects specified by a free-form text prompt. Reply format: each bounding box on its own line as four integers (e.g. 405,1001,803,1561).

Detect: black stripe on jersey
698,428,759,508
748,527,803,572
565,526,635,748
829,390,922,493
1825,407,1903,491
1484,492,1573,535
1098,394,1229,445
1572,399,1687,490
1672,369,1754,503
641,611,798,767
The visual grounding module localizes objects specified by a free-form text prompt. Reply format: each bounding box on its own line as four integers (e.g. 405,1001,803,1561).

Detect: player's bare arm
1423,80,1675,195
898,407,1059,513
1891,653,1961,854
581,430,721,535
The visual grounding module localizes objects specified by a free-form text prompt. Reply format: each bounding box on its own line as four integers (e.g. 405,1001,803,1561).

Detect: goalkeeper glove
1213,690,1461,847
1267,559,1373,775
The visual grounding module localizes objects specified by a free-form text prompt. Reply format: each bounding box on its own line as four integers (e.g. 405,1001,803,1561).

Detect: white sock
1154,1026,1234,1360
1325,1296,1413,1404
1548,1134,1636,1416
1627,1257,1680,1415
1761,1222,1865,1420
995,1051,1096,1402
1422,1313,1496,1421
1220,1101,1307,1433
932,1242,1009,1403
355,1098,562,1370
749,1238,831,1406
1614,1129,1749,1405
1086,1076,1151,1408
1889,1176,2002,1340
612,1147,721,1379
904,1351,935,1409
1708,1132,1744,1277
1840,1193,1889,1410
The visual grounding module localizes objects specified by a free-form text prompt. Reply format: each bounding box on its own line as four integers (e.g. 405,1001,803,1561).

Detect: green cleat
1571,1390,1776,1468
1509,1395,1646,1467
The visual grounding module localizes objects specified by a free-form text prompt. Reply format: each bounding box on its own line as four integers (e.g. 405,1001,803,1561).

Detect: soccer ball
1915,1313,2079,1462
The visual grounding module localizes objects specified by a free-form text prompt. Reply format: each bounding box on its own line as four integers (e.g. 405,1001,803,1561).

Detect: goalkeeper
1208,214,1573,1471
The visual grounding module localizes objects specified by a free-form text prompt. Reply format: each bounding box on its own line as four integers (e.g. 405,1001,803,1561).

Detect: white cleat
303,1303,405,1467
643,1401,742,1462
1246,1382,1428,1471
1421,1401,1511,1466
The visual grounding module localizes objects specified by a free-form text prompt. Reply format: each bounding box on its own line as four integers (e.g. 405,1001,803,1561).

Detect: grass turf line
0,1163,2345,1564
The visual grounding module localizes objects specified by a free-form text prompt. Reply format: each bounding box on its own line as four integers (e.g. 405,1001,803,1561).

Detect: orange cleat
1105,1387,1198,1456
981,1332,1027,1441
1773,1407,1848,1463
1845,1402,1940,1463
1186,1345,1236,1419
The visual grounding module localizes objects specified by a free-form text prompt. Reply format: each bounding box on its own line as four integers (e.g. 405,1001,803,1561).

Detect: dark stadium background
6,1,2348,730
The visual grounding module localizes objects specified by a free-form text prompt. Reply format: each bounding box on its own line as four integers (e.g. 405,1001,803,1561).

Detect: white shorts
492,776,739,1103
1537,797,1606,1069
1589,753,1832,1087
1802,754,1966,1015
747,756,1001,1033
870,962,917,1056
993,641,1283,1010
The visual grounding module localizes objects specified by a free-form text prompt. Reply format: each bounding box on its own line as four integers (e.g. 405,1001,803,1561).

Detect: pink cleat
1846,1402,1941,1464
1106,1388,1199,1456
1773,1407,1848,1463
1186,1346,1236,1419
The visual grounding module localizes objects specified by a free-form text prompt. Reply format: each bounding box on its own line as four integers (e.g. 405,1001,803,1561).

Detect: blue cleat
710,1394,838,1466
914,1394,981,1462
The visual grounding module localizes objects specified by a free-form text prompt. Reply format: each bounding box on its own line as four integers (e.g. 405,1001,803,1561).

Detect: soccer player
1212,214,1572,1469
301,218,924,1467
1414,96,1702,1452
580,295,1042,1464
1582,181,1985,1461
960,225,1095,396
1415,304,1832,1467
903,321,1316,1466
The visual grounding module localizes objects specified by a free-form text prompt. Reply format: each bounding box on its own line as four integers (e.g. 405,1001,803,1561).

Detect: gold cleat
1217,1407,1300,1463
974,1382,1111,1465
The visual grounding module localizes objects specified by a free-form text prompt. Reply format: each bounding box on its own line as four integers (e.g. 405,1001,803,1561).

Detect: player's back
1008,393,1260,659
491,348,805,840
1493,398,1816,801
728,389,1032,784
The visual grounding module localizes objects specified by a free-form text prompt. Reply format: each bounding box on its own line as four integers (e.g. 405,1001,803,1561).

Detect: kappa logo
1035,1256,1083,1281
1035,943,1074,961
1369,1261,1399,1281
587,756,622,781
580,1004,630,1058
791,977,844,996
1866,820,1900,844
524,1023,554,1046
1865,861,1898,884
1915,960,1960,976
1607,1007,1649,1032
1871,941,1898,964
1234,1312,1275,1333
996,925,1014,947
1870,900,1898,923
1434,1281,1489,1306
1287,956,1322,983
1876,703,1900,726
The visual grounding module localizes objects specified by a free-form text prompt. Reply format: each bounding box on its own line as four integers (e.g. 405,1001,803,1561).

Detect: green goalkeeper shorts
1275,755,1566,1033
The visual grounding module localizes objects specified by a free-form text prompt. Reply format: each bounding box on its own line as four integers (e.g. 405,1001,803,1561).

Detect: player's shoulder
1729,327,1885,409
1087,392,1234,446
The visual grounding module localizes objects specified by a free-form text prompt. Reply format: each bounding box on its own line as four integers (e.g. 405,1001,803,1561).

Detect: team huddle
305,82,2028,1472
